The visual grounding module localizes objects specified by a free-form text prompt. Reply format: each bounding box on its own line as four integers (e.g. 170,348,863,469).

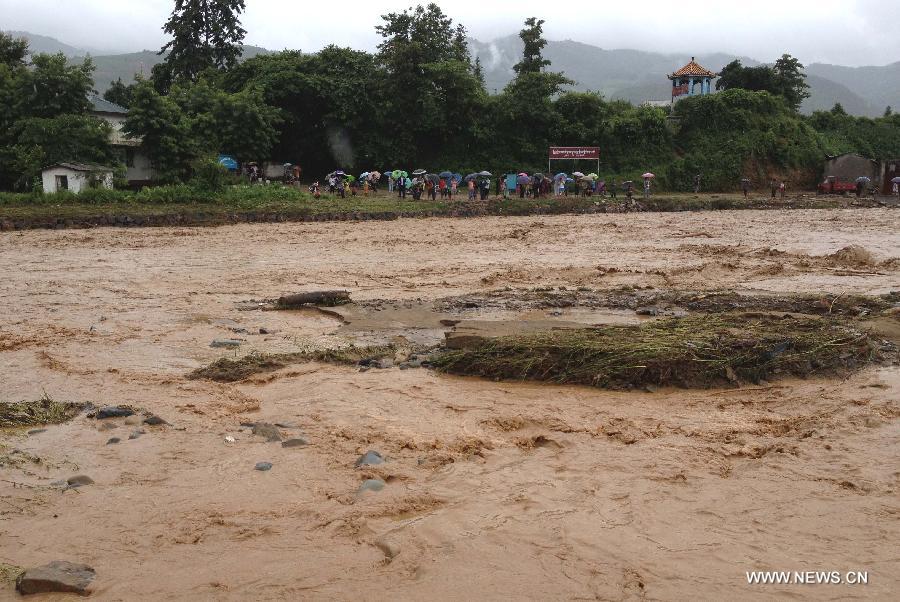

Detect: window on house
125,148,135,168
55,175,68,191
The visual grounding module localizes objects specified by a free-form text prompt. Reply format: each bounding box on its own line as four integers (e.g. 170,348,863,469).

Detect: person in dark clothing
479,178,490,200
770,178,778,199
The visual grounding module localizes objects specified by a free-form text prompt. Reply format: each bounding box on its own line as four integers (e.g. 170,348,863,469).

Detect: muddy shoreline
0,194,890,231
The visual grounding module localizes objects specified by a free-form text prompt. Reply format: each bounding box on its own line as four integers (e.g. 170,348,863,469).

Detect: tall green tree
0,32,28,67
374,3,484,165
771,54,810,111
157,0,247,87
103,78,136,108
513,17,551,75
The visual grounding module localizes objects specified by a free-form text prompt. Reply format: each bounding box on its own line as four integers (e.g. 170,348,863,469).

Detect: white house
42,163,114,194
89,95,154,186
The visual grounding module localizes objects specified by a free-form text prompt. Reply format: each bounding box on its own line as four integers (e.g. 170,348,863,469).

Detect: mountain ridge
6,30,895,117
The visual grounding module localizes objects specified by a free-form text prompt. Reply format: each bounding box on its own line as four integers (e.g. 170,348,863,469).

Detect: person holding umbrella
642,173,654,199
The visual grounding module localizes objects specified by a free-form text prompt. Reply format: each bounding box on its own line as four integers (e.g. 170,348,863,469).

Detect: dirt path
1,209,898,599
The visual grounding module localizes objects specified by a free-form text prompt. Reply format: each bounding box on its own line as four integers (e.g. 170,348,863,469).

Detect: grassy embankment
0,184,862,230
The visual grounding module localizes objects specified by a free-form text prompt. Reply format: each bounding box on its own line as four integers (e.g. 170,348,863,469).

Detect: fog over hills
7,30,897,117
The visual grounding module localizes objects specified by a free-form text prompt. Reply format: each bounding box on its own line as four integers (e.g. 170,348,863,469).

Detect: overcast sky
2,0,897,66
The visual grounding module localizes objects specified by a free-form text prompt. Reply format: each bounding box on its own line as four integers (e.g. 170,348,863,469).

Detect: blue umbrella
452,173,463,183
218,155,238,170
554,172,567,180
516,175,530,186
464,173,479,181
439,171,453,178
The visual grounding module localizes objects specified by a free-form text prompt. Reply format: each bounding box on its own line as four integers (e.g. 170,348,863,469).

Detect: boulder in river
66,475,94,488
358,479,386,493
97,406,134,419
255,462,273,471
251,423,282,442
210,339,243,348
281,438,308,448
355,450,384,467
16,561,95,595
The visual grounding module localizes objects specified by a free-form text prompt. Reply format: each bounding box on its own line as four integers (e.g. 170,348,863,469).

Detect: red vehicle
817,175,859,195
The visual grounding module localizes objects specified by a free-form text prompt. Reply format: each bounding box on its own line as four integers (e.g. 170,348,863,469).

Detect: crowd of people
304,169,664,202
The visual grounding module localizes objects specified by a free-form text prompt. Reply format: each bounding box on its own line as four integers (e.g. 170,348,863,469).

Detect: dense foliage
0,33,113,190
2,3,900,194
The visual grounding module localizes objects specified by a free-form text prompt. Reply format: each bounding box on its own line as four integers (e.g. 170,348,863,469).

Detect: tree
374,3,484,165
771,54,809,111
716,60,776,93
104,78,136,108
125,77,280,181
158,0,247,84
514,17,551,75
884,106,892,117
0,31,28,67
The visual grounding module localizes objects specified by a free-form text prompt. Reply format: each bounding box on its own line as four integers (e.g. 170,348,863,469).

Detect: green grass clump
0,393,84,428
432,314,878,389
189,346,395,382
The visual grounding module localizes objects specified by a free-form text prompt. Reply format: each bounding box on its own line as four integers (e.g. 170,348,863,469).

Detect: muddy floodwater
1,209,899,600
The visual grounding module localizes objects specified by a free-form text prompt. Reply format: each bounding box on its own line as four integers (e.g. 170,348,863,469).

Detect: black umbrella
425,174,440,183
464,173,479,181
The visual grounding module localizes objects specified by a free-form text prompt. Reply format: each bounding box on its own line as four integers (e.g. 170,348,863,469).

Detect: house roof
89,95,128,115
43,162,114,173
669,58,717,79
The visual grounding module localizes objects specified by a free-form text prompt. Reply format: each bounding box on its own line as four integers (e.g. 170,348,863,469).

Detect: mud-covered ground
1,209,899,599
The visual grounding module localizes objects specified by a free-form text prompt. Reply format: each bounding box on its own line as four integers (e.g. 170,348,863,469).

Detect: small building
669,58,717,103
89,95,154,186
41,163,114,194
823,153,879,182
881,158,900,194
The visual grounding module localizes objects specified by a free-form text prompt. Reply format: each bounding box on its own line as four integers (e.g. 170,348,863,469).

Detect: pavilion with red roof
668,57,717,102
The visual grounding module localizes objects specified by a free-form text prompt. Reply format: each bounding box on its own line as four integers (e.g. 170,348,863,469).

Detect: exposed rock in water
106,437,121,445
276,290,351,308
143,414,169,426
281,438,308,448
374,536,400,561
66,475,94,488
251,423,282,442
255,462,273,471
358,479,386,493
355,450,384,467
27,429,47,435
128,430,145,440
97,406,134,419
211,339,243,348
16,561,95,595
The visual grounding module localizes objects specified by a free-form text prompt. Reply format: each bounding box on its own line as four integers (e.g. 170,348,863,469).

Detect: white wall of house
41,167,113,194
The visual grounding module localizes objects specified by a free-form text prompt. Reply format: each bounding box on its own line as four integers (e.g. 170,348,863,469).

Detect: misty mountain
7,31,894,116
470,35,892,116
5,31,268,93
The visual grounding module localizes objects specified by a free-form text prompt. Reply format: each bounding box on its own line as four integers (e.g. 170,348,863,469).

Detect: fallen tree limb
276,290,351,308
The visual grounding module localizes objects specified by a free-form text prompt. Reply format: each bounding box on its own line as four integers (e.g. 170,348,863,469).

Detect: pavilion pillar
688,77,694,96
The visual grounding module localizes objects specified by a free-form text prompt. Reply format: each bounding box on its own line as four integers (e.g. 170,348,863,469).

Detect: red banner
549,147,600,160
672,83,688,98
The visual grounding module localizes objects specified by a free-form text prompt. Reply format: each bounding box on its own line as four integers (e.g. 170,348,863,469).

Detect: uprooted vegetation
436,287,898,317
0,394,84,429
189,346,395,382
432,314,892,389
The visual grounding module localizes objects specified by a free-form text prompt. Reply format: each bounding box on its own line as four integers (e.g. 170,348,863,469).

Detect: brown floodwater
1,209,898,600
